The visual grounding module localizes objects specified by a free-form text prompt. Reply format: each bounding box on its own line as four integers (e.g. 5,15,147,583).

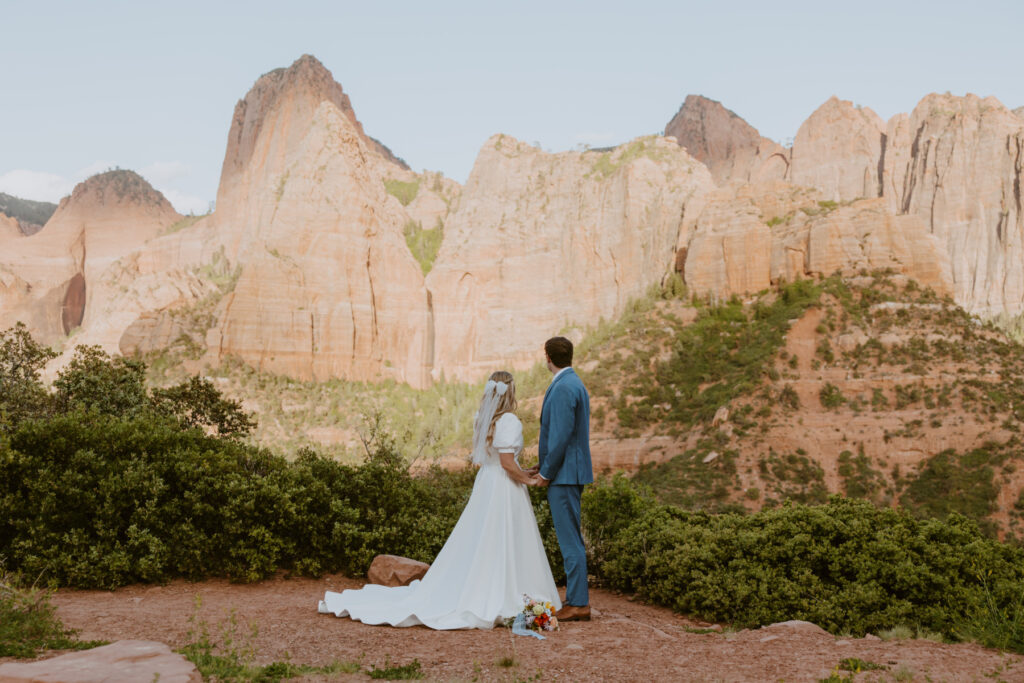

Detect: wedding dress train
318,412,561,629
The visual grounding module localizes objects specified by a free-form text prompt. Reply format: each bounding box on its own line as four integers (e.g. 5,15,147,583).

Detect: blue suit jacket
538,368,594,485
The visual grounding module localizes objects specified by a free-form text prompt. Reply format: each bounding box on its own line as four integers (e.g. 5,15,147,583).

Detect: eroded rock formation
427,134,715,381
664,95,789,185
0,170,180,345
884,93,1024,316
790,96,886,203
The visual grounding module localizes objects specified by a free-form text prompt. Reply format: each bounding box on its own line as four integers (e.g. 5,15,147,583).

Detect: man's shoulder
552,369,586,395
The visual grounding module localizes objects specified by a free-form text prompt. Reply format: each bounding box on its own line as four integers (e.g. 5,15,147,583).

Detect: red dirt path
33,574,1024,682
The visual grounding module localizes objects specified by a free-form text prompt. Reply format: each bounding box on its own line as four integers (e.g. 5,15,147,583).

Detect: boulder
367,554,430,587
0,640,201,683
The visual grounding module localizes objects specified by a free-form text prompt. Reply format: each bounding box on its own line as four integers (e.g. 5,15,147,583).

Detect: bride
318,370,561,629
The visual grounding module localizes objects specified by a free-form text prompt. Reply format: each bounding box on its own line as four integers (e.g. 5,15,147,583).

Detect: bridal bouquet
507,595,559,634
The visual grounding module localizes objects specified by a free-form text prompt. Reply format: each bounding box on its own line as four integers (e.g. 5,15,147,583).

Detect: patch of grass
634,433,742,511
0,568,105,658
839,657,886,672
759,451,828,505
901,443,1007,532
384,178,420,206
617,278,822,432
403,218,444,275
958,570,1024,653
177,597,360,681
585,136,674,179
369,658,424,680
878,625,914,640
837,449,886,502
161,213,206,236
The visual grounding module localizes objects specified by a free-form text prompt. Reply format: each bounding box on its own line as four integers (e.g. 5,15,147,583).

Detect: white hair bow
485,379,509,396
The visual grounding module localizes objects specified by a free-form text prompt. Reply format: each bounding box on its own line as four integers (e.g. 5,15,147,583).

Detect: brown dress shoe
555,604,591,622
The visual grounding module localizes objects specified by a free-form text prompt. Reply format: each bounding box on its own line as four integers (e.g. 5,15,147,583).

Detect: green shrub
595,496,1024,639
0,322,57,430
819,383,845,409
901,444,1004,531
0,412,471,587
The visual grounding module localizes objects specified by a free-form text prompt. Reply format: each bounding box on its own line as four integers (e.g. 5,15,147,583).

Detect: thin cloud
160,189,209,215
141,161,190,186
0,170,74,203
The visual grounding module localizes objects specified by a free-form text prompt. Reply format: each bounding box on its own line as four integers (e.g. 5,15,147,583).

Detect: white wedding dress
318,412,561,629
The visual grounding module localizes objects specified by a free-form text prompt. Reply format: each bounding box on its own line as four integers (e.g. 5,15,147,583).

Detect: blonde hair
487,370,517,443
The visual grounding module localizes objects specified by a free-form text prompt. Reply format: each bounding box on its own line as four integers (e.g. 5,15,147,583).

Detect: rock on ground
0,640,200,683
367,555,430,587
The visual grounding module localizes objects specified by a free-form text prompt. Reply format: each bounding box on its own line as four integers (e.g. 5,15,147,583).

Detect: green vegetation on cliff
0,192,57,231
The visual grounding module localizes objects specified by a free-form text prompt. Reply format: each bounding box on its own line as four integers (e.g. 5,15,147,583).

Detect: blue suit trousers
547,483,588,607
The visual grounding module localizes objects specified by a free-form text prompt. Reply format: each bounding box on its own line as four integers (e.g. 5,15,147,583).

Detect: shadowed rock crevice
60,272,86,334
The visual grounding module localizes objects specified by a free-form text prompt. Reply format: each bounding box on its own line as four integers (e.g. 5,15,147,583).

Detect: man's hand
535,476,550,487
525,466,540,476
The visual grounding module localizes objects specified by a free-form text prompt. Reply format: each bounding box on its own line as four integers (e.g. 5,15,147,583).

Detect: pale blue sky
2,0,1021,213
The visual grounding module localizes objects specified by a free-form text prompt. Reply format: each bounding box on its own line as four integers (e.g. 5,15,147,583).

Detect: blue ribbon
511,612,545,640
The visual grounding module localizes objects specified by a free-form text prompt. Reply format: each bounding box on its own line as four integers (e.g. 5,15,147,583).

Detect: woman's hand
499,450,534,486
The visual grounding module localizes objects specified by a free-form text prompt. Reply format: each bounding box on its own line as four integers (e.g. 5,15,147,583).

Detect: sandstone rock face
0,170,180,346
883,93,1024,316
427,135,715,381
208,99,432,386
177,55,433,386
664,95,789,185
0,213,21,241
804,199,952,289
682,190,772,297
0,640,201,683
683,185,952,300
367,554,430,587
790,96,886,202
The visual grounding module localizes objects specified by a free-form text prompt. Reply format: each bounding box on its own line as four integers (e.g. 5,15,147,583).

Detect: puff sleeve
492,413,523,453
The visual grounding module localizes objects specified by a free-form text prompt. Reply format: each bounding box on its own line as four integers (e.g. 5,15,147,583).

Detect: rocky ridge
670,93,1024,317
664,94,788,185
2,55,1024,394
0,170,180,349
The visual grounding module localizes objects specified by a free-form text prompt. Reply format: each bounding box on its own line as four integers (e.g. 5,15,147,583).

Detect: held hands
526,474,550,487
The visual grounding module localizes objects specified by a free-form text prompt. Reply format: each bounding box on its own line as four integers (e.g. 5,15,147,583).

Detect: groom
530,336,594,622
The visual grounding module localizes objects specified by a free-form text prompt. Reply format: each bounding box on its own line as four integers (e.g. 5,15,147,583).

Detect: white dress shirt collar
551,366,570,383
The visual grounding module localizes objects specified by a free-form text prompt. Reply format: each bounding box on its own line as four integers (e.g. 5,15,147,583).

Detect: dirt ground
34,574,1024,682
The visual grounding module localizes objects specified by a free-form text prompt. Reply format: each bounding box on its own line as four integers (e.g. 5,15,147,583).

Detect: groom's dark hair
545,336,573,368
